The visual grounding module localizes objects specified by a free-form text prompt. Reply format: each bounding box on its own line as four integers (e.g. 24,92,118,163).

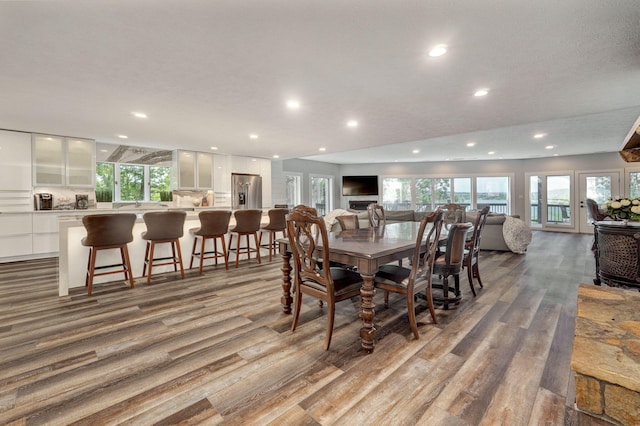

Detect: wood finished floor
0,231,616,425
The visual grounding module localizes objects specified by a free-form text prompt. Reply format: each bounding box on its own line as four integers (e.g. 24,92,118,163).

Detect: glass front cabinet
32,134,95,187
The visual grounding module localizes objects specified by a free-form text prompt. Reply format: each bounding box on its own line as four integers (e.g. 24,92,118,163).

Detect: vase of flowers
603,197,640,221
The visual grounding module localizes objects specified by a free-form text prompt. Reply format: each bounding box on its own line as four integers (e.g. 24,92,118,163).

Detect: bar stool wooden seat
228,209,262,267
81,213,136,296
259,207,289,261
141,211,186,283
189,210,232,273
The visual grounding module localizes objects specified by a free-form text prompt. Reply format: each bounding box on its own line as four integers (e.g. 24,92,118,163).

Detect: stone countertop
571,284,640,393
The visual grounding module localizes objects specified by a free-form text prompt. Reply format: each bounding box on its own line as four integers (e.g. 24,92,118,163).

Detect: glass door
526,173,573,230
577,172,620,233
310,175,333,216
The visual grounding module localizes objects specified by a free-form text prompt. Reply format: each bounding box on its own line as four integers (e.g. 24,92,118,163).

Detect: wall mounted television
342,175,379,196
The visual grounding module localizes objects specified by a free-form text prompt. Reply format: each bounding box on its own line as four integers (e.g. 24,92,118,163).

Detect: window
310,175,333,216
476,176,509,214
96,162,172,202
630,171,640,198
285,174,302,207
383,177,412,210
119,164,144,201
149,166,172,201
383,175,510,213
95,162,114,202
526,173,572,228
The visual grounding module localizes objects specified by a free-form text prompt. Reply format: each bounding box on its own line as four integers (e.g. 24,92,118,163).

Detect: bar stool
228,209,262,267
81,213,136,296
189,210,232,273
259,207,288,261
141,211,186,284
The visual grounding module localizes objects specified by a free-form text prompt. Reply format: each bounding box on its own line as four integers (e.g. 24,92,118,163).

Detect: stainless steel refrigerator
232,173,262,209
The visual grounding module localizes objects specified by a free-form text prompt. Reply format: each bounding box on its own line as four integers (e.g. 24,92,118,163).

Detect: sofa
327,209,530,253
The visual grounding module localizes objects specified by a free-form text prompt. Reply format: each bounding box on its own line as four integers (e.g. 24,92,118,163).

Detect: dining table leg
279,245,293,314
359,273,376,352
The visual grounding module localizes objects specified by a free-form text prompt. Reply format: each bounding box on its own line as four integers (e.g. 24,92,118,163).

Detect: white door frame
575,170,621,234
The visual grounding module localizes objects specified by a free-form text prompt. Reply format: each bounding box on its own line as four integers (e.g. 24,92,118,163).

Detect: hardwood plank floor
0,231,616,425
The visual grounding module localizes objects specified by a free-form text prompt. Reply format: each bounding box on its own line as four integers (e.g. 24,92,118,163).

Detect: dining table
278,221,443,353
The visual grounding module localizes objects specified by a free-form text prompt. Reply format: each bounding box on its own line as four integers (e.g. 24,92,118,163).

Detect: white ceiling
1,0,639,164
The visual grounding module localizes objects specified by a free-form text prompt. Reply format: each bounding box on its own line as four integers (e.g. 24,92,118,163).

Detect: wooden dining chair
442,203,466,227
336,214,360,231
286,206,363,350
432,221,473,309
464,206,490,295
374,209,444,339
367,203,386,227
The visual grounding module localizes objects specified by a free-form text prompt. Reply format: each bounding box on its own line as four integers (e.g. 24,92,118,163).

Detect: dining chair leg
425,286,437,324
467,260,477,296
384,290,390,308
406,292,419,339
291,285,303,332
474,255,483,288
324,300,335,350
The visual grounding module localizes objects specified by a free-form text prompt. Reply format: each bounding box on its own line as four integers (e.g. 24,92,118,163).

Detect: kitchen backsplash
33,187,95,210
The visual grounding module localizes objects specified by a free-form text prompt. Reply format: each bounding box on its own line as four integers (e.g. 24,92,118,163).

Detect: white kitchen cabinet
33,134,65,186
231,155,261,175
0,214,32,257
32,212,65,254
196,152,213,189
173,150,214,190
0,130,32,191
260,158,272,208
66,138,95,187
33,134,95,187
212,153,231,206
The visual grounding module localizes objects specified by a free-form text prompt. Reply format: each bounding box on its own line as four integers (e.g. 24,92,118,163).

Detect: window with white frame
382,175,511,213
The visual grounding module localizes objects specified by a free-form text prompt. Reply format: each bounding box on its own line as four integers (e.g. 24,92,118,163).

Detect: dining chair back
336,214,360,231
442,203,467,228
81,213,136,295
374,209,444,338
432,221,472,309
464,206,490,295
286,206,363,350
586,198,612,222
189,210,232,273
367,203,386,227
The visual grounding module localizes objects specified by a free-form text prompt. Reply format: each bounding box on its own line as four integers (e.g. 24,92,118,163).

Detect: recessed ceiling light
251,158,257,162
428,44,447,57
100,149,108,153
474,89,489,97
319,147,326,152
533,133,547,139
545,145,555,149
466,142,476,147
553,154,559,156
412,149,420,154
272,155,279,159
286,100,300,109
488,151,495,155
210,146,218,150
117,134,128,139
249,134,259,139
346,120,358,128
132,112,147,118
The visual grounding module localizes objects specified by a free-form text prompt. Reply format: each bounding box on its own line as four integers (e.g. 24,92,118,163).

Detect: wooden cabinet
0,130,32,191
32,134,95,187
174,150,214,190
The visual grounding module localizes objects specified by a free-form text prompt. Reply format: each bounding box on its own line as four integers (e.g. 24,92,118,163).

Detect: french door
526,172,573,230
577,172,620,234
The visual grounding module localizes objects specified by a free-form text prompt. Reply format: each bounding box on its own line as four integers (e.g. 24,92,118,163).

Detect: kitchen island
57,208,270,296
